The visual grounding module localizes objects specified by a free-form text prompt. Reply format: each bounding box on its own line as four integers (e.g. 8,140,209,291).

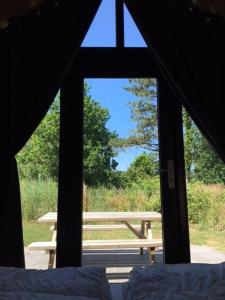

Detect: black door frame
56,47,190,267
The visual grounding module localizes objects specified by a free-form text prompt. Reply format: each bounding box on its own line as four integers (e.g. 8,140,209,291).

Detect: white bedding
0,267,111,300
123,262,225,300
0,291,97,300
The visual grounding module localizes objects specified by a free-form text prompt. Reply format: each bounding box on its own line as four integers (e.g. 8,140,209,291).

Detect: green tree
122,79,225,183
115,79,158,151
17,85,120,186
126,152,158,182
182,109,225,183
17,96,60,180
83,88,118,186
193,131,225,184
183,109,197,182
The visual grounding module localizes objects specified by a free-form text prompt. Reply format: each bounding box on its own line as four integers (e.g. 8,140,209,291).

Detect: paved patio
25,245,225,283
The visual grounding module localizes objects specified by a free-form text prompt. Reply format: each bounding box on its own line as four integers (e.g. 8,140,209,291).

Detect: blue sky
82,0,148,171
82,0,147,47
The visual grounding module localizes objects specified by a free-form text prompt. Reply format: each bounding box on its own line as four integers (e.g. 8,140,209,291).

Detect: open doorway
82,78,162,281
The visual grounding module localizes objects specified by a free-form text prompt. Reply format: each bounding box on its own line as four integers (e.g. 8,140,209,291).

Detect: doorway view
82,78,163,281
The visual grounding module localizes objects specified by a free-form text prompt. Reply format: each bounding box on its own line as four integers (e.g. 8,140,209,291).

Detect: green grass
190,224,225,254
22,221,162,246
21,180,225,255
23,222,225,255
83,221,162,240
23,221,53,246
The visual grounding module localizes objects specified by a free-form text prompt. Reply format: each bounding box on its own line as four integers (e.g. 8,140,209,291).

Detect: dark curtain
124,0,225,162
0,0,101,267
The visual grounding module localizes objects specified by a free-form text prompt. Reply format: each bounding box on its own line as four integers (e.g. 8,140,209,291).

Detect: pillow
123,263,225,300
0,291,98,300
0,267,111,300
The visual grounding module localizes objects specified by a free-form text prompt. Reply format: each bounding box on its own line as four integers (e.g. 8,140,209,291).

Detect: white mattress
123,262,225,299
1,263,225,299
0,267,111,300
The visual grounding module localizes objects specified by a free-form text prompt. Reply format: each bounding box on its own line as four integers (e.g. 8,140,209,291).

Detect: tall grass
20,179,225,232
20,180,57,221
87,177,160,212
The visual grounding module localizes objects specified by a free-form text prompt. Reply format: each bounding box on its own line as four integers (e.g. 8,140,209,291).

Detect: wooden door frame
56,47,190,267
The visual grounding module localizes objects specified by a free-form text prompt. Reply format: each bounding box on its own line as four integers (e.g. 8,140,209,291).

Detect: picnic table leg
122,220,146,255
147,247,156,264
146,221,152,239
48,223,57,269
146,222,156,262
48,250,55,269
139,221,145,255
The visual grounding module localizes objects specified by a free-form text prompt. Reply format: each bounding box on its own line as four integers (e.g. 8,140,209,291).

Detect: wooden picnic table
38,211,161,240
38,211,161,223
30,211,162,268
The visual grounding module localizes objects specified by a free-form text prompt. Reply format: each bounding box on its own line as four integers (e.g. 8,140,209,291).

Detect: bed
0,266,112,300
122,262,225,299
0,263,225,299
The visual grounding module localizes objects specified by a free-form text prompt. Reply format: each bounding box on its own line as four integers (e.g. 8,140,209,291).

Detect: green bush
86,177,161,213
203,184,225,231
187,183,210,224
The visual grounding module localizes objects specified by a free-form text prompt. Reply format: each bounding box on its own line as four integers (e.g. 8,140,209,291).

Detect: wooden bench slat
83,239,162,249
83,224,141,231
28,239,162,265
28,241,56,250
28,239,162,251
50,224,142,231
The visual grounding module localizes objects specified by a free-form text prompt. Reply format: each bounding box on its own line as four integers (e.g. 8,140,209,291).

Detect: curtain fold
124,0,225,162
0,0,101,267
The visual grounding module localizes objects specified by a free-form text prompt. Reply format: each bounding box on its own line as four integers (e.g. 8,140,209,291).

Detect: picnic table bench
28,211,162,268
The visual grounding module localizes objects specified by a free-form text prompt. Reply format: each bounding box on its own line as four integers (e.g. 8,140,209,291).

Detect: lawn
189,225,225,253
23,221,53,246
23,221,225,255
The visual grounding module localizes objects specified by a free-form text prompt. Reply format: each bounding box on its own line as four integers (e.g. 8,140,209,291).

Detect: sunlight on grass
190,224,225,254
23,221,225,255
23,221,53,246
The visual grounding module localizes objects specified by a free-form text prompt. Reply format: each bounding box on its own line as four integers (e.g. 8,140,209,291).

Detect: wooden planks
83,239,162,250
28,238,162,264
38,211,161,223
83,224,141,231
28,239,162,251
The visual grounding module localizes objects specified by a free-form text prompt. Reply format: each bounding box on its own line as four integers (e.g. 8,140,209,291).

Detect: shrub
187,183,211,224
86,177,160,212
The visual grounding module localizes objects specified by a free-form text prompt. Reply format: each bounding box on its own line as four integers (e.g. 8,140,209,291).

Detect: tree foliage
124,79,225,183
182,108,225,183
83,88,118,186
17,85,119,186
183,109,197,182
116,79,158,151
192,131,225,184
17,96,60,180
126,152,158,183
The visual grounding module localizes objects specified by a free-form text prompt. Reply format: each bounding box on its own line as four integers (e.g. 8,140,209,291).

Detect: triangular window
124,4,147,47
82,0,116,47
82,0,147,48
